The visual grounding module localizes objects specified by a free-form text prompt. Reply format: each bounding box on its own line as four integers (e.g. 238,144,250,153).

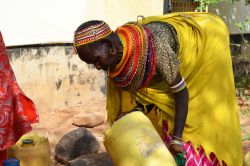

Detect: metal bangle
168,140,183,147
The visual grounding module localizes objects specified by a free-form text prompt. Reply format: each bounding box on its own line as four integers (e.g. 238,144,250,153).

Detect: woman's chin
108,65,116,72
102,67,108,71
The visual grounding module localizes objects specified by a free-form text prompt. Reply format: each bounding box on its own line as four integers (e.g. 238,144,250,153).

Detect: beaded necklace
108,22,156,91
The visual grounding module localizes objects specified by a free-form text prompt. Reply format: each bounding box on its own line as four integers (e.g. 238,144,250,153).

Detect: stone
245,151,250,166
73,111,105,128
66,152,114,166
55,127,100,164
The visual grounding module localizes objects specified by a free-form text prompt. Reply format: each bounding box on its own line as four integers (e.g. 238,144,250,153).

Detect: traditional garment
107,12,242,166
144,22,180,85
0,32,38,163
162,120,227,166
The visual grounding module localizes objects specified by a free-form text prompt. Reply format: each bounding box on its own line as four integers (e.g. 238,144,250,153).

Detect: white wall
83,0,164,30
0,0,163,46
0,0,85,46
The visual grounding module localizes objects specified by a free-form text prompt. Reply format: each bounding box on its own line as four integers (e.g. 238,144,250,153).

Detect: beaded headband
74,21,112,47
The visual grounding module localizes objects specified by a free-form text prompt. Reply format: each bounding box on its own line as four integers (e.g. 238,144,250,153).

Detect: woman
0,32,38,165
73,12,242,166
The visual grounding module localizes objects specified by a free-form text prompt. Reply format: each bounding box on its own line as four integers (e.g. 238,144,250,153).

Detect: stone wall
7,43,106,113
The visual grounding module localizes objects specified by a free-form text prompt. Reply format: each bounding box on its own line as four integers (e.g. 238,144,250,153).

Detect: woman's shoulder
143,22,179,55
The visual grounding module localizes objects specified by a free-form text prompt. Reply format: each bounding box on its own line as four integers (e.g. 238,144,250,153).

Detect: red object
0,150,7,166
0,32,38,163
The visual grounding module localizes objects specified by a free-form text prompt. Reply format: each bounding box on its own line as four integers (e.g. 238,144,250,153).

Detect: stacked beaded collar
74,21,112,47
108,22,157,91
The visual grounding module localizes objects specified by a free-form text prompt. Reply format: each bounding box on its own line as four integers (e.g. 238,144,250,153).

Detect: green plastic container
175,153,186,166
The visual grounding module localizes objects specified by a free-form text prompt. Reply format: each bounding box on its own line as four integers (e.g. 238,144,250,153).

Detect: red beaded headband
74,21,112,47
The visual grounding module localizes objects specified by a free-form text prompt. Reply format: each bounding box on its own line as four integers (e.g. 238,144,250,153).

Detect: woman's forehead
78,46,95,61
77,40,110,61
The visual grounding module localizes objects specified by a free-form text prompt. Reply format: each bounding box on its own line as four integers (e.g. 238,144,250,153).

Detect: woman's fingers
169,144,186,158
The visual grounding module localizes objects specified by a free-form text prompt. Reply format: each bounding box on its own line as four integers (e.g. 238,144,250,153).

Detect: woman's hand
169,143,186,157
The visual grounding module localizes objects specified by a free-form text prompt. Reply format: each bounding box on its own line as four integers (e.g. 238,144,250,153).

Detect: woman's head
74,20,121,71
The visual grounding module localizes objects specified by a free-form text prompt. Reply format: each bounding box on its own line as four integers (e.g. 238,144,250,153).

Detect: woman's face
77,41,117,71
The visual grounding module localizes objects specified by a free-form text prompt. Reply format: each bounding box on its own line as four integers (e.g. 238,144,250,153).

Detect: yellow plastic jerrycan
104,111,176,166
8,133,51,166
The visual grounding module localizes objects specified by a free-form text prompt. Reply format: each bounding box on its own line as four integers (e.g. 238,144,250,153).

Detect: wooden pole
164,0,171,13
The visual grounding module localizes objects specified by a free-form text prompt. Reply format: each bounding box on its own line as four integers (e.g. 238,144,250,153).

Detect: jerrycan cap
21,138,34,147
22,138,34,144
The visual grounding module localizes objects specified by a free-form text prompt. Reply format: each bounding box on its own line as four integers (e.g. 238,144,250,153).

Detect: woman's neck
113,33,123,53
112,33,123,64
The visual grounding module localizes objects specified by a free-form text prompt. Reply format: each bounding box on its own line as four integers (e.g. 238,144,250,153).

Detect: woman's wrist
171,134,183,141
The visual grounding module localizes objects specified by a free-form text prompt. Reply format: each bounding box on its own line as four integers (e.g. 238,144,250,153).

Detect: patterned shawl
0,32,38,151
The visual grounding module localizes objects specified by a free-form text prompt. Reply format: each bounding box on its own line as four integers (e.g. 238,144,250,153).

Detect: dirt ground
30,96,250,165
31,97,108,165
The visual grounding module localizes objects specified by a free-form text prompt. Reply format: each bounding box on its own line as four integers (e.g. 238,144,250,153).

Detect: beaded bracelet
169,77,186,93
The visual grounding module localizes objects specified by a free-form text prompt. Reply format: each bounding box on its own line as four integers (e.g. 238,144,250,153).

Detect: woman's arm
169,73,189,139
167,72,188,157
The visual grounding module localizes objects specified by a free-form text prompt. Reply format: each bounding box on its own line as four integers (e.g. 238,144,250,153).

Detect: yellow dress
107,12,243,166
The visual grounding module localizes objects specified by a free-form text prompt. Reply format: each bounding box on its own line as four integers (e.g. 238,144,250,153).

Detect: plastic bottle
7,134,51,166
